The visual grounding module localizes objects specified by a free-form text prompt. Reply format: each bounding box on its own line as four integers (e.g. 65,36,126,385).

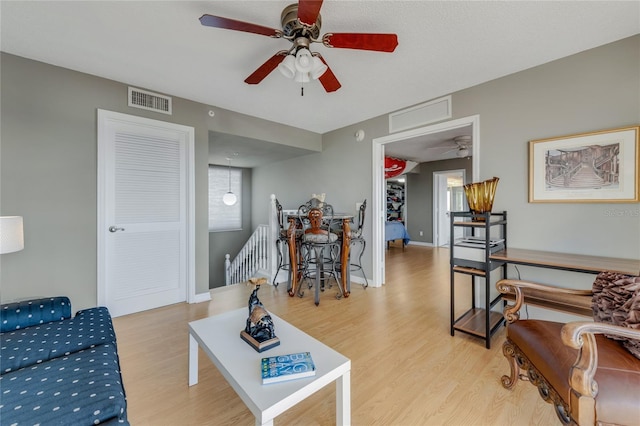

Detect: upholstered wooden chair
497,272,640,425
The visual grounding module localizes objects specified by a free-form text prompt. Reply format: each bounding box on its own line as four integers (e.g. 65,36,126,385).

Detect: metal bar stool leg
314,245,323,306
355,239,368,288
273,238,285,287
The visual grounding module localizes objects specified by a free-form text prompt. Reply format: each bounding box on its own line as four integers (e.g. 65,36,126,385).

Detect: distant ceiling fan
427,135,472,158
199,0,398,93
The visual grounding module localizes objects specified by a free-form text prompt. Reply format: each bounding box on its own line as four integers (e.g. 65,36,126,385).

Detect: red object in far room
385,157,406,179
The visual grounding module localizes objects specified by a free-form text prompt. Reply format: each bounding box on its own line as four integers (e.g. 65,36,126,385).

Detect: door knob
109,226,125,233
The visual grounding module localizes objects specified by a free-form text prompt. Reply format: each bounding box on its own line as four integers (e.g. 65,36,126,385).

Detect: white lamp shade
294,48,313,73
457,148,469,157
223,192,237,206
278,55,296,79
310,56,328,80
294,71,310,83
0,216,24,254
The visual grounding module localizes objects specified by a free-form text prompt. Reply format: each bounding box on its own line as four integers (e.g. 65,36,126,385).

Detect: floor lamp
0,216,25,254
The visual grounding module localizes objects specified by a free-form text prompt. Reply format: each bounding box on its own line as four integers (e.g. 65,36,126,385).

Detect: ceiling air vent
128,87,172,115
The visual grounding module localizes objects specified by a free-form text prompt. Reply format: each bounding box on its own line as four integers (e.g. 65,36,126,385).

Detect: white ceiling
2,1,639,165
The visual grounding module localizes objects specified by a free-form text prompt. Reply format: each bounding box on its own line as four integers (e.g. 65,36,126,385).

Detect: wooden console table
491,248,640,317
490,248,640,276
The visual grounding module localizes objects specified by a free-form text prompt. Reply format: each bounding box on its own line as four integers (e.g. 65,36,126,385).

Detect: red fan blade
199,14,280,37
297,0,323,26
323,33,398,52
316,56,341,93
244,52,287,85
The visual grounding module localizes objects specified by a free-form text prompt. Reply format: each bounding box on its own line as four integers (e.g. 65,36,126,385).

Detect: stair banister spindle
225,196,280,285
225,254,231,285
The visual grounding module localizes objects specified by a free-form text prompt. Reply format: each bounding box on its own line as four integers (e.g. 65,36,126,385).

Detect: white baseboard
349,275,367,285
408,241,433,247
191,292,212,304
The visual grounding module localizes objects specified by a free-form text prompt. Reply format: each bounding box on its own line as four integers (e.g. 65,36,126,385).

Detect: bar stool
297,203,343,306
273,198,290,287
348,199,368,288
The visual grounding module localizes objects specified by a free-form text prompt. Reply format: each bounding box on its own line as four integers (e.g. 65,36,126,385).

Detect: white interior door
434,173,450,246
450,184,466,242
433,170,466,247
97,110,194,317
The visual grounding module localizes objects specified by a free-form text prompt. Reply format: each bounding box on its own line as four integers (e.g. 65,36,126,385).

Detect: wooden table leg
287,218,298,297
340,218,351,297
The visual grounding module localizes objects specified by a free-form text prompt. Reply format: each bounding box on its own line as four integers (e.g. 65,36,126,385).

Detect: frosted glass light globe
223,192,237,206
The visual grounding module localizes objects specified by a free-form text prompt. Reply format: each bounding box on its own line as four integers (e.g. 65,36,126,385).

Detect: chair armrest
496,279,593,323
561,321,640,397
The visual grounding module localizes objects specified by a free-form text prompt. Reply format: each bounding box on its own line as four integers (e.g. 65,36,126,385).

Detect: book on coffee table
261,352,316,384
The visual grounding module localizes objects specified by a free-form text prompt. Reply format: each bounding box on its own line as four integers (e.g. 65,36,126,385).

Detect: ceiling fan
427,135,472,157
199,0,398,93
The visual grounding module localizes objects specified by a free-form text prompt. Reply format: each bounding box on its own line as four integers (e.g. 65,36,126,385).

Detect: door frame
96,109,197,309
372,115,480,287
433,169,466,247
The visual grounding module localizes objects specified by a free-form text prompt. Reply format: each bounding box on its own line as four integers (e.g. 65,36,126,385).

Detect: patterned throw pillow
592,271,640,359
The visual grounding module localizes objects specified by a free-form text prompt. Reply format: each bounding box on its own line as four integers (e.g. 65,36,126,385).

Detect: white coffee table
188,308,351,426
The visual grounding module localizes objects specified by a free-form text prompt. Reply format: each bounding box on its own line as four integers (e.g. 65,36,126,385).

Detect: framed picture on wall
529,125,640,203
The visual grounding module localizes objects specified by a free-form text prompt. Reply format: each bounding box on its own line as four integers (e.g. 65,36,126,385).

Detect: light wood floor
113,244,559,425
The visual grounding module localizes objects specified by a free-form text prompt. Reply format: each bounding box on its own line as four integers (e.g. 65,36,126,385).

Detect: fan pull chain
301,86,304,96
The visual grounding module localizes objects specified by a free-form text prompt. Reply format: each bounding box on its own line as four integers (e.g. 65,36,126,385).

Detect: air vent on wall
128,87,172,115
389,95,451,133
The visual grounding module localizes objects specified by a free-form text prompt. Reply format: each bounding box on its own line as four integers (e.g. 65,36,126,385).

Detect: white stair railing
224,194,280,285
225,224,270,285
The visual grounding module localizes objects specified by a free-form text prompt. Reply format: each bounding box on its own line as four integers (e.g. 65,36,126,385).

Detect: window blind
208,165,242,231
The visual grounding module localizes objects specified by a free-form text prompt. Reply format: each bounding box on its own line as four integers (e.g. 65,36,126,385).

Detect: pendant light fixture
222,157,237,206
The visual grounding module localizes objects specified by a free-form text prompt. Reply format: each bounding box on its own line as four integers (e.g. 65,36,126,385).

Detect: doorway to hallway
433,170,466,247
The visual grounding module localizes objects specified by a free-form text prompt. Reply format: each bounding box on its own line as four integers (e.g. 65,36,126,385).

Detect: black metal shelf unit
450,211,507,349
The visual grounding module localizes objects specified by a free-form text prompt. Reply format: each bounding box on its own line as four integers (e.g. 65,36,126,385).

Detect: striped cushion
1,307,116,374
1,297,71,333
0,343,128,425
303,232,338,243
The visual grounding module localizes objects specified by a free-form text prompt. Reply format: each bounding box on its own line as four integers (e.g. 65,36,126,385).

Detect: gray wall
452,35,639,258
0,53,205,310
253,35,640,285
0,53,320,310
2,35,639,310
406,158,473,244
249,119,378,285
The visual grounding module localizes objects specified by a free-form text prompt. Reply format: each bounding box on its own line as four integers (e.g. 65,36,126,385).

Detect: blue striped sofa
0,297,129,425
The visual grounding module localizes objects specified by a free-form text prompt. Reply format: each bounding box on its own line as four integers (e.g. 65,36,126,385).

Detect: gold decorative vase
463,177,499,220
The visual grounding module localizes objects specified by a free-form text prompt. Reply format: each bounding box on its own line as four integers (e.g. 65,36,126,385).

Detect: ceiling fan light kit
454,135,471,158
278,47,328,84
294,48,313,73
199,0,398,93
310,56,328,79
457,148,469,158
425,134,472,159
277,55,296,78
294,69,310,83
